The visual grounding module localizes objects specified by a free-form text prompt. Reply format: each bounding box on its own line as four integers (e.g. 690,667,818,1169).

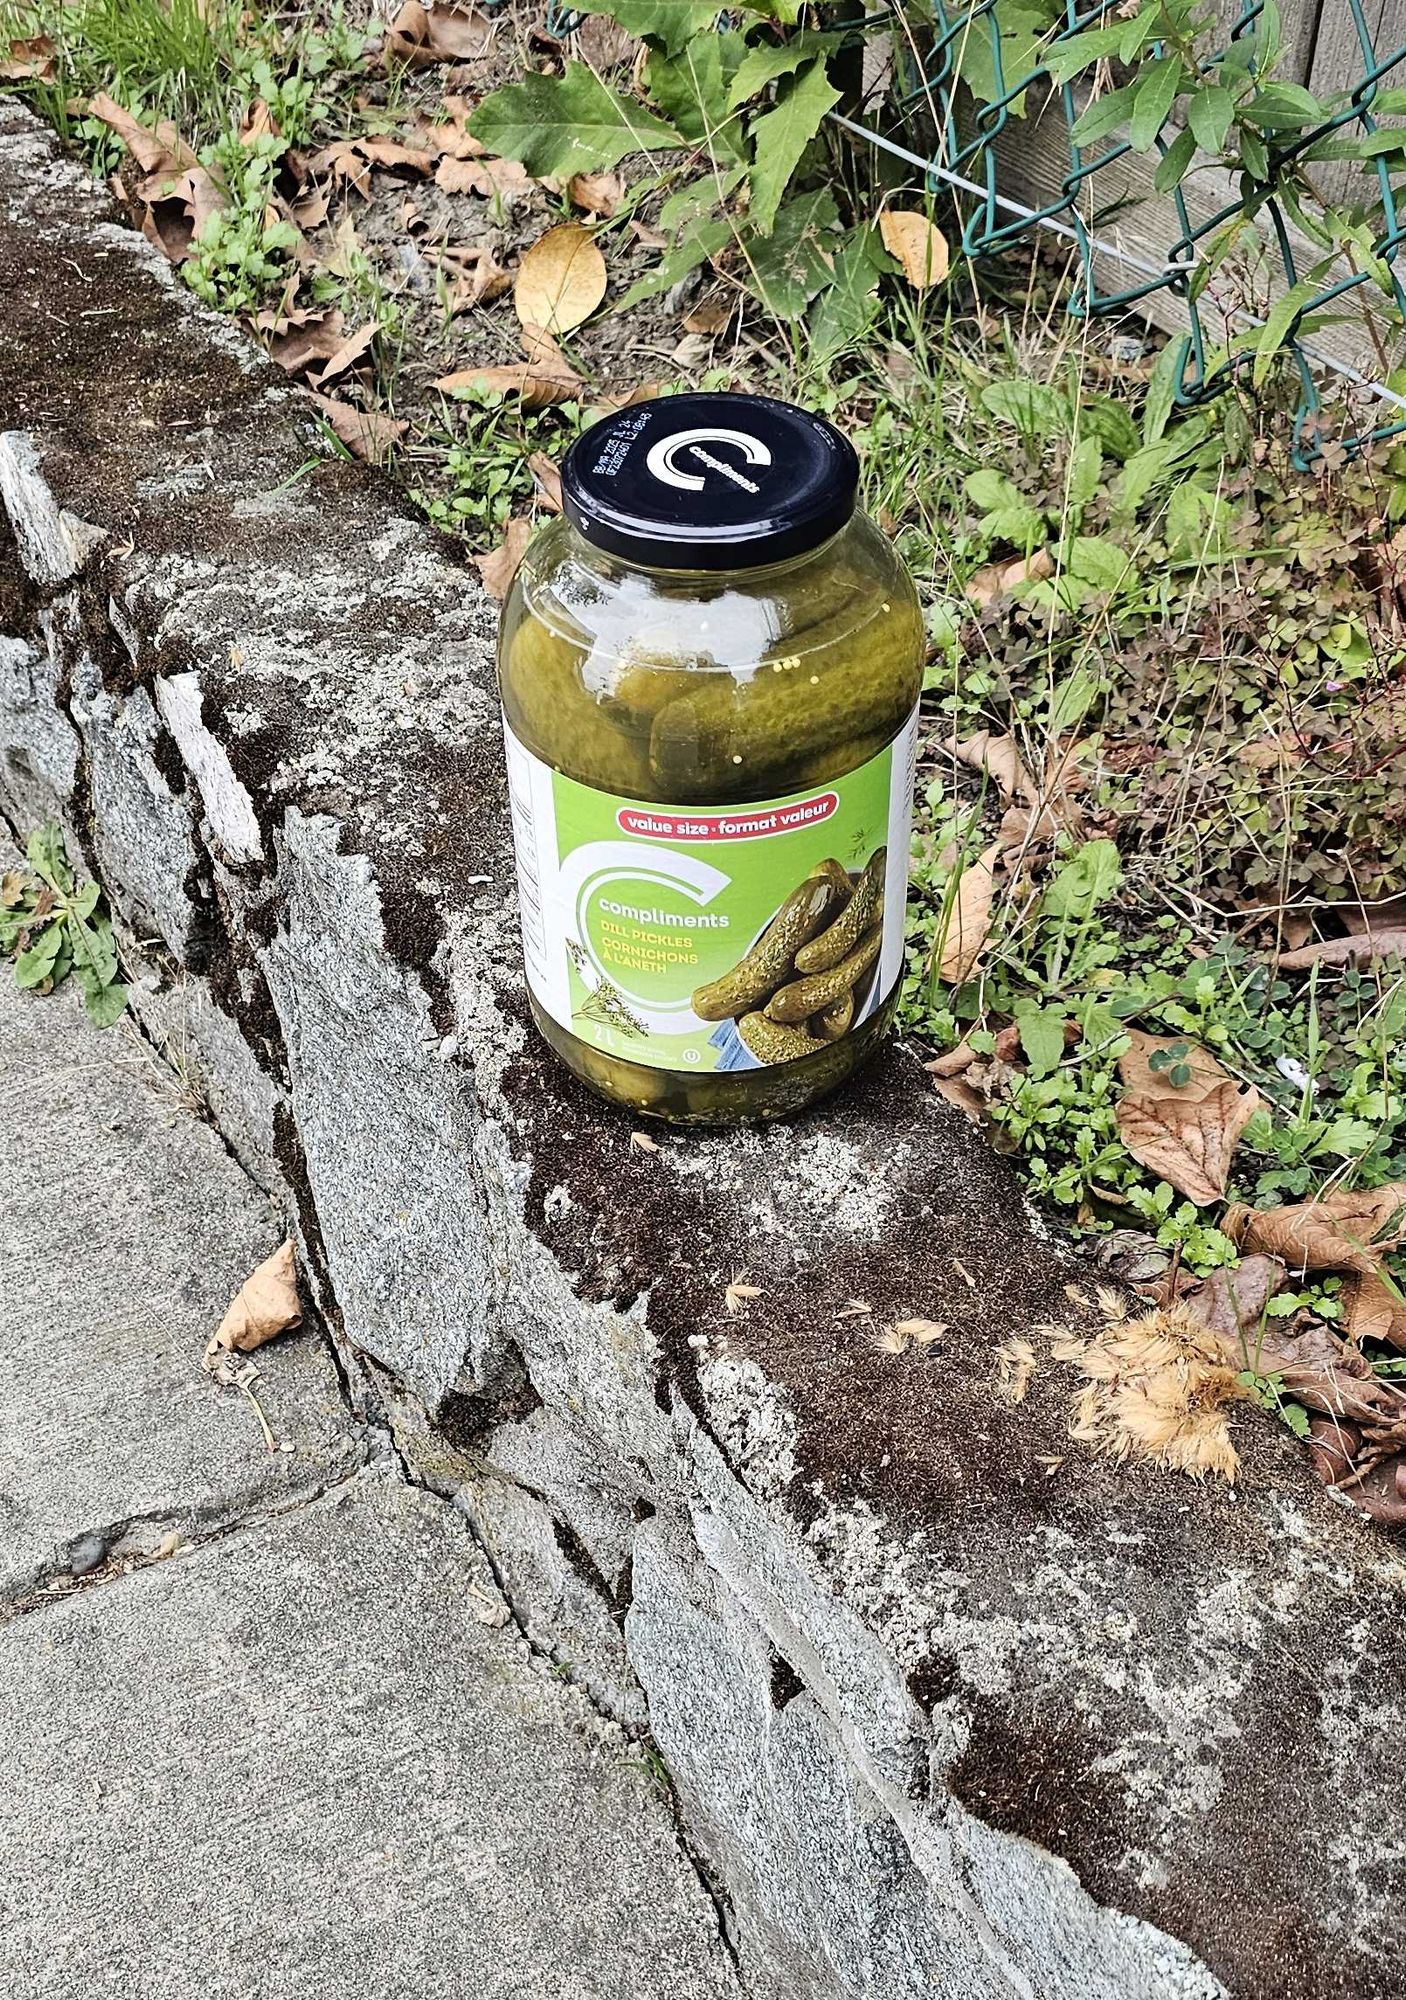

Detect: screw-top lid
560,391,859,571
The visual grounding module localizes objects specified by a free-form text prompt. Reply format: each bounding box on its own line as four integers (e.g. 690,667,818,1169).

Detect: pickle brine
496,391,924,1124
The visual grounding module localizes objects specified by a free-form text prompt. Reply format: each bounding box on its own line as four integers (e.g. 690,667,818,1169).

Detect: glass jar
497,391,923,1124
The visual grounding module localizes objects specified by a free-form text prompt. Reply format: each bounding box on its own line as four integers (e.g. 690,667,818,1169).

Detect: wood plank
984,92,1400,381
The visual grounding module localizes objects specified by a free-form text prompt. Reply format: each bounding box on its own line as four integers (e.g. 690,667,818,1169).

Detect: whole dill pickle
691,871,841,1021
739,1011,829,1064
648,597,923,798
789,728,896,788
765,925,882,1024
504,615,651,795
794,848,887,974
814,991,854,1042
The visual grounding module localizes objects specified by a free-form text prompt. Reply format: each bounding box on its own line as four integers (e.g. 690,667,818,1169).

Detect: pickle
765,925,882,1024
691,870,842,1020
789,728,896,788
814,991,854,1041
504,617,652,794
738,1011,829,1064
648,597,923,798
794,848,887,974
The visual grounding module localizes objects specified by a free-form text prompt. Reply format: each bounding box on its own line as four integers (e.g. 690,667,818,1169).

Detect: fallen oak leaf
1222,1185,1406,1277
946,729,1039,806
132,163,226,264
435,152,533,196
1,33,56,80
514,222,607,336
936,840,1002,983
307,394,407,463
1344,1269,1406,1353
258,304,348,375
567,169,623,217
931,1073,987,1124
878,209,949,288
203,1240,301,1374
1278,927,1406,969
472,518,533,600
385,0,495,64
1181,1254,1288,1344
434,361,581,407
925,1038,979,1078
1115,1078,1259,1208
87,91,197,175
1117,1029,1241,1103
312,320,378,387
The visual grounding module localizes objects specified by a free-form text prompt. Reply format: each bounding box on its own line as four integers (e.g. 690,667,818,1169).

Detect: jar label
503,707,918,1074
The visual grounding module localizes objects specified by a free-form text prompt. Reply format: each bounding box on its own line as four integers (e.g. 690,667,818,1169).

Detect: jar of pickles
497,391,923,1124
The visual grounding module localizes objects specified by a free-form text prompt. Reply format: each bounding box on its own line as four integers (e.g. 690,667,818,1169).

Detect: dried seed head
994,1335,1037,1406
894,1317,947,1346
870,1325,911,1357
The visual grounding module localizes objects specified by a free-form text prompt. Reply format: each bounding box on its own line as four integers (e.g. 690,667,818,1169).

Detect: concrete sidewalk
0,966,741,2000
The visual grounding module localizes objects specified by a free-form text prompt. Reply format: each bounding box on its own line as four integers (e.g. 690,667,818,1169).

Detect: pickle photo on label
495,390,924,1124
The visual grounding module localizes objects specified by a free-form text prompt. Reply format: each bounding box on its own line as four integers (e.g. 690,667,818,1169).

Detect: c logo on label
644,427,773,493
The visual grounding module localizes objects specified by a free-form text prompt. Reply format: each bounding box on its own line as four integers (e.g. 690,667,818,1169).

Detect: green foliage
410,400,585,540
468,61,683,179
1,826,127,1027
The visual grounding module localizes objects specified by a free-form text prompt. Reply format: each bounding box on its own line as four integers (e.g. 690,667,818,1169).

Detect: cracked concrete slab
0,953,361,1597
0,1465,743,2000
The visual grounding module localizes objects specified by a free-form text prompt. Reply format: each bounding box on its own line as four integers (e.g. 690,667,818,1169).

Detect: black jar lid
560,391,859,571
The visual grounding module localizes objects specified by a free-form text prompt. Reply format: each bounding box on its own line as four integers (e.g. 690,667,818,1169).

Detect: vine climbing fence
833,0,1406,461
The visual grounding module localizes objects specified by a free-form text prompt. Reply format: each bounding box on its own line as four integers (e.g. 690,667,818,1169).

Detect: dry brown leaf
527,451,563,513
946,729,1038,806
1278,928,1406,969
132,163,226,263
307,394,407,463
433,361,581,407
472,518,533,600
440,243,512,311
567,169,623,217
1115,1080,1259,1208
878,209,949,289
681,290,733,336
386,0,495,63
997,799,1084,852
313,321,378,387
435,153,533,196
936,840,1001,983
514,223,607,336
88,92,197,175
932,1074,985,1124
966,547,1054,609
258,304,347,374
591,381,662,413
1222,1185,1406,1277
1,33,56,80
203,1240,301,1372
1344,1270,1406,1352
925,1039,978,1078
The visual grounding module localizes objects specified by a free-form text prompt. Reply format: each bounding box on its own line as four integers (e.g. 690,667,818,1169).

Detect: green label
504,709,917,1073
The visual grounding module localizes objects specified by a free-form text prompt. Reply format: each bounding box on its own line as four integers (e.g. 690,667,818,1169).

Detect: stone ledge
4,99,1405,2000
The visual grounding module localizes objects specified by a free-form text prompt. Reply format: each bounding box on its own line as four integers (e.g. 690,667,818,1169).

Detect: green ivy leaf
468,64,682,178
574,0,721,56
747,57,840,237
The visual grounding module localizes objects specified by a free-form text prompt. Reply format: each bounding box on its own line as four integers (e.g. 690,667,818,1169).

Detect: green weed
1,825,127,1027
